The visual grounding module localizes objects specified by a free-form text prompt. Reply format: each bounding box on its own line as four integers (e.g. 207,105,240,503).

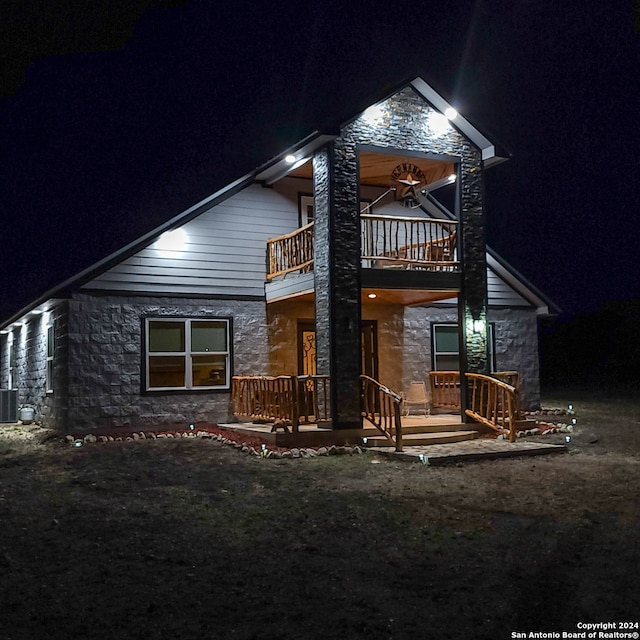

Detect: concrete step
365,430,479,447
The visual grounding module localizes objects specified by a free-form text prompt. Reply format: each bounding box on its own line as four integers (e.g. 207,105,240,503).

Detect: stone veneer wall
342,87,490,378
403,306,541,410
0,302,68,428
65,294,269,433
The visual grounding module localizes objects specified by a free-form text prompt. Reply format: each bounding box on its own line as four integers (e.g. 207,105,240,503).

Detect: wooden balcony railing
266,223,314,281
231,375,330,431
265,215,459,280
360,375,403,451
361,214,459,272
464,372,521,442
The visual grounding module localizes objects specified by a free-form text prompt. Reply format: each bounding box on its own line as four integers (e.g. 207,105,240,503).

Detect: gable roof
1,76,525,329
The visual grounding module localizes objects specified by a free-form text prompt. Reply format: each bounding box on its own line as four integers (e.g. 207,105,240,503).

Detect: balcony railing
265,215,459,280
266,222,314,281
361,214,458,272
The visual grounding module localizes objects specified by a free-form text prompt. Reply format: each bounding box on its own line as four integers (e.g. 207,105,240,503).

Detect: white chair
402,381,430,416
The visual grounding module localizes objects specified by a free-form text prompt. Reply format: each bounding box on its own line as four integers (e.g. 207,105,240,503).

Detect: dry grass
0,393,638,639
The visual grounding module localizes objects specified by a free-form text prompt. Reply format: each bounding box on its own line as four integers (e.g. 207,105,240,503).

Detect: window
46,323,54,393
145,318,231,391
432,323,495,371
7,331,14,390
298,194,372,227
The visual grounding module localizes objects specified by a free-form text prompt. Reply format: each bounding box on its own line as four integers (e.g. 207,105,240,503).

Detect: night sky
2,1,639,323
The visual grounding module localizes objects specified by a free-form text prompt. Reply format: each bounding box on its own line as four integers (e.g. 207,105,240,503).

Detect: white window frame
432,323,495,372
145,317,231,391
46,322,54,393
298,194,373,227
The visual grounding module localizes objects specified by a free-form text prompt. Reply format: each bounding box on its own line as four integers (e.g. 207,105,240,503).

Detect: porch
230,372,524,451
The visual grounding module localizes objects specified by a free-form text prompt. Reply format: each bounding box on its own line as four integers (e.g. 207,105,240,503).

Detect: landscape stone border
64,429,367,460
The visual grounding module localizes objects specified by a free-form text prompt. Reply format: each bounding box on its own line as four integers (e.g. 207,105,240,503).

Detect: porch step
392,422,472,434
365,430,479,447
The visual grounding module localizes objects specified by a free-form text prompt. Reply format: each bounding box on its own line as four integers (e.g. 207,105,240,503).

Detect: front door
297,321,379,379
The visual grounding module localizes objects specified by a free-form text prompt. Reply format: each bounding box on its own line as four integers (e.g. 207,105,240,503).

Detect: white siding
83,182,303,297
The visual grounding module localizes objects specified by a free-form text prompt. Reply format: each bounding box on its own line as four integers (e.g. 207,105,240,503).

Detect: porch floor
220,414,567,461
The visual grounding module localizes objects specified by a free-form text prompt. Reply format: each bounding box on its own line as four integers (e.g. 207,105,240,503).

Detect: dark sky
1,0,639,322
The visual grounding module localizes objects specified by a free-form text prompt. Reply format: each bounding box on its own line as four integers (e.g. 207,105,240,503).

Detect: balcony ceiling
289,152,454,188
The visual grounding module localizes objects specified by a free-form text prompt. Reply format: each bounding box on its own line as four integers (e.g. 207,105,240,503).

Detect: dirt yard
0,391,638,640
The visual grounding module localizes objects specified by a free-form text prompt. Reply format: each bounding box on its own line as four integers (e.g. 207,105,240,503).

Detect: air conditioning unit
0,390,18,423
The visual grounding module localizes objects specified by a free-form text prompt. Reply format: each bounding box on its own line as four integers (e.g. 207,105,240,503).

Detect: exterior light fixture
362,104,384,124
448,174,457,183
565,435,571,443
367,293,377,299
571,418,577,425
466,317,486,334
155,228,188,257
284,154,296,164
428,112,450,135
189,424,195,430
362,437,368,445
568,404,573,411
444,107,458,120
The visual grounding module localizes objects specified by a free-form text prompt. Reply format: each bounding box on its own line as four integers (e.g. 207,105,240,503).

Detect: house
0,77,555,439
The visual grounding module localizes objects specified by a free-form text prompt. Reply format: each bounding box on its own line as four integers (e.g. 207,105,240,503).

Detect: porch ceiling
361,289,456,306
268,289,456,307
288,152,454,188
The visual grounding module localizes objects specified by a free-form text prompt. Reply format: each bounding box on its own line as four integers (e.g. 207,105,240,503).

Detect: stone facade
62,294,269,433
0,302,68,428
403,306,541,410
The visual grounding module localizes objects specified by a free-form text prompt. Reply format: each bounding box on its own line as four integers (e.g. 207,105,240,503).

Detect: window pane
148,355,186,388
434,325,459,353
191,321,227,352
47,360,54,392
47,326,54,357
149,321,185,352
435,355,459,371
192,354,227,387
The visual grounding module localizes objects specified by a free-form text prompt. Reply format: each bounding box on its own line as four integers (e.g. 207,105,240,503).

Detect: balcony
266,214,459,283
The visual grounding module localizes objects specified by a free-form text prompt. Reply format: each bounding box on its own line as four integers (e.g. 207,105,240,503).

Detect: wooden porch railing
464,372,521,442
429,371,461,409
361,214,459,272
430,370,520,411
231,375,330,431
266,223,314,281
360,375,403,451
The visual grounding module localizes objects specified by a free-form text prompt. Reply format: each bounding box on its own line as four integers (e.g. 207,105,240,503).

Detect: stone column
457,160,490,419
313,142,362,430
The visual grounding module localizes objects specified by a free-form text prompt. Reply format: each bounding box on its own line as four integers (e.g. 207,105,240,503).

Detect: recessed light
445,107,458,120
367,293,377,299
284,154,296,164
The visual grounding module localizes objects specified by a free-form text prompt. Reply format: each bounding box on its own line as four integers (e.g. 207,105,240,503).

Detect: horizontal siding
82,176,533,307
431,267,532,307
265,272,315,302
487,269,529,306
83,183,300,296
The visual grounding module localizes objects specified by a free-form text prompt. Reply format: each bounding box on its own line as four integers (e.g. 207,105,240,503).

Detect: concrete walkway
369,438,567,465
